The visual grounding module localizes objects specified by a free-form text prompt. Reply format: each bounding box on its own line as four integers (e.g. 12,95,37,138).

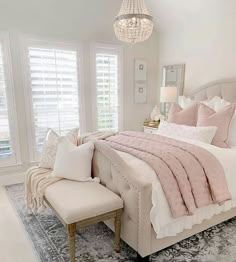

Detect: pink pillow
197,103,235,148
168,103,199,126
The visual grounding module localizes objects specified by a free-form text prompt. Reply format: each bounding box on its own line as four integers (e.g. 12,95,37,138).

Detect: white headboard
186,78,236,102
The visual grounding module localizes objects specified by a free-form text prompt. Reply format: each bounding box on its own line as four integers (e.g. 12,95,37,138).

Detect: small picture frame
135,83,147,104
135,59,147,81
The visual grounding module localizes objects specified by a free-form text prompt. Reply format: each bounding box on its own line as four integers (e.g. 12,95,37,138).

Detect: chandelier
114,0,154,44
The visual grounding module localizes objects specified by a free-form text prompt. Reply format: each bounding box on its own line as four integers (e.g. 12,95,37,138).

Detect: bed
92,78,236,261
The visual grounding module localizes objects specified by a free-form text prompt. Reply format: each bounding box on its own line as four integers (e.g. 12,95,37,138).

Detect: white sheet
117,135,236,239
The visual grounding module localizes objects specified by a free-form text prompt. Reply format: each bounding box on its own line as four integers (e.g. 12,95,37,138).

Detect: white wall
0,0,158,174
156,0,236,94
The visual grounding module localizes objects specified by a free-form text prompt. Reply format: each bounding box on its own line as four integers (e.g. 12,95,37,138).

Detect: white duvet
117,135,236,239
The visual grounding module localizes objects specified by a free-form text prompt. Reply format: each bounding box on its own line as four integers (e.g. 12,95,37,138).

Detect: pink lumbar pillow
197,103,235,148
168,103,199,126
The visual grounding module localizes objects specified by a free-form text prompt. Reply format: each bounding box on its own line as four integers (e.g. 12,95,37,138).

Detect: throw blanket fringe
25,132,116,214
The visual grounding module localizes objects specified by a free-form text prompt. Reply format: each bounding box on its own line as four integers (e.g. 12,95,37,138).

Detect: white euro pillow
50,138,99,182
178,96,195,109
158,121,218,144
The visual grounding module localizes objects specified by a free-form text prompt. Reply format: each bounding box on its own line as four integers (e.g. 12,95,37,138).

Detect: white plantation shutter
0,43,11,158
27,43,81,153
93,44,122,131
0,33,20,167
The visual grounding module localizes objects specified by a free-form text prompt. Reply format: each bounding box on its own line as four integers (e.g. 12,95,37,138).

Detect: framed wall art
134,59,148,104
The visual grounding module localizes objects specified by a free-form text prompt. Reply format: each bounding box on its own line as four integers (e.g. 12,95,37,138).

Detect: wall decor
134,59,148,104
162,64,185,98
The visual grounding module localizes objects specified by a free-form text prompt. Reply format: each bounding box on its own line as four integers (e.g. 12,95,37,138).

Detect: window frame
22,36,85,162
0,32,21,168
90,43,123,132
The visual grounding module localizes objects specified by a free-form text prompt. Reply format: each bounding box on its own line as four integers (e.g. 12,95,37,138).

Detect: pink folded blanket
105,131,231,218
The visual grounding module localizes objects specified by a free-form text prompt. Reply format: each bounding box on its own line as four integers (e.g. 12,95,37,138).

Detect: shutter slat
28,46,80,151
95,50,120,132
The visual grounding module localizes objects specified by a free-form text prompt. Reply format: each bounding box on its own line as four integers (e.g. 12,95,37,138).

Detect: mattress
116,135,236,239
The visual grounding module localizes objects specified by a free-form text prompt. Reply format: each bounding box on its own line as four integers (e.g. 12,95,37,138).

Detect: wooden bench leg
67,223,77,262
114,209,122,253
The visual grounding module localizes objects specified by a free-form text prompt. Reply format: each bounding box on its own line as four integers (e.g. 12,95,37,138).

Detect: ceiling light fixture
114,0,154,44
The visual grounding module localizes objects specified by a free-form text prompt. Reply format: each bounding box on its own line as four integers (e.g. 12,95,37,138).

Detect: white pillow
50,138,98,182
214,99,231,111
39,128,80,169
179,96,231,112
158,121,218,144
201,96,222,109
178,96,195,109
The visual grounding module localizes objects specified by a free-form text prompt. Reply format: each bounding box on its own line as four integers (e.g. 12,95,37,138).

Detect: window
0,33,20,167
25,39,84,160
91,44,123,132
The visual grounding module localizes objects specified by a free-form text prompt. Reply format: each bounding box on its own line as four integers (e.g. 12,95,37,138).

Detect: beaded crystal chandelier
114,0,154,44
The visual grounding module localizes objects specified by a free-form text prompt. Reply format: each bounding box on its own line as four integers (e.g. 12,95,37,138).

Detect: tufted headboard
186,78,236,102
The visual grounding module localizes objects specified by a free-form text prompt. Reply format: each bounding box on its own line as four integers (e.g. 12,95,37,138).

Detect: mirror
162,64,185,98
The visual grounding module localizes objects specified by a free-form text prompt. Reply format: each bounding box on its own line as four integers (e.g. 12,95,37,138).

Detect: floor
0,186,38,262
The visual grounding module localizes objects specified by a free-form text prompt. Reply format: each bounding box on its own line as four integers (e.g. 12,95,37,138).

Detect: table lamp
160,86,177,118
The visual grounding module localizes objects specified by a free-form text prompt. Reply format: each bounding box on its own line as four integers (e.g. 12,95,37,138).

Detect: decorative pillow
197,104,235,148
227,113,236,146
168,103,199,126
158,121,218,144
178,96,195,109
50,138,98,182
201,96,222,109
39,128,80,169
214,99,231,112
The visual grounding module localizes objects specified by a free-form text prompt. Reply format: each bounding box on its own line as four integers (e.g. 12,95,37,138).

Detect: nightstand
143,126,159,134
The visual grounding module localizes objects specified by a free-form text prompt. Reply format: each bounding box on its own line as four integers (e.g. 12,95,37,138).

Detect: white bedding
117,135,236,239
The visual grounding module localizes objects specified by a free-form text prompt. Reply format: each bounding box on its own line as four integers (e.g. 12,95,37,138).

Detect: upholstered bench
44,180,123,262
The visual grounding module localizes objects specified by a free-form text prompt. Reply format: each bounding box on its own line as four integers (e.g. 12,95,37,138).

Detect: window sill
0,162,23,174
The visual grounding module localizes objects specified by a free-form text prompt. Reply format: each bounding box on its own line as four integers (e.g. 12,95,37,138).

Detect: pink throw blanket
105,131,231,218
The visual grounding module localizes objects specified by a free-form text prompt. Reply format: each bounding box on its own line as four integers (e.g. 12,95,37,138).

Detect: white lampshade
160,86,177,103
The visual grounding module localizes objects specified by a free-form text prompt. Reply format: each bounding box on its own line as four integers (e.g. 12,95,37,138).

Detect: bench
44,180,123,262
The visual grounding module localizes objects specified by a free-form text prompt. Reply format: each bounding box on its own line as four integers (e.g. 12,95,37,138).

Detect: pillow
179,96,229,111
178,96,195,109
197,104,235,148
39,128,80,169
227,113,236,146
50,138,98,182
201,96,222,109
214,99,231,111
168,103,199,126
158,121,218,144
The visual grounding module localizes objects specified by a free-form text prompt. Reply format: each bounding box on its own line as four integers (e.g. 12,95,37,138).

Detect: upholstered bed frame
92,78,236,261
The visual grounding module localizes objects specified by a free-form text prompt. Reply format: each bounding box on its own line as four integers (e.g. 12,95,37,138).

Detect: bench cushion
45,180,123,224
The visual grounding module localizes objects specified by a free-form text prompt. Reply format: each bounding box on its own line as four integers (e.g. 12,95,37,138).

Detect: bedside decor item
114,0,154,44
134,59,148,104
160,86,177,117
150,105,161,120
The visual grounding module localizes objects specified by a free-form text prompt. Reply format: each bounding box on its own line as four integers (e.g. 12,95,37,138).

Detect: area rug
5,183,236,262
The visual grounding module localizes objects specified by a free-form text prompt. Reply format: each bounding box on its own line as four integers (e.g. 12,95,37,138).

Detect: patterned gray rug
5,183,236,262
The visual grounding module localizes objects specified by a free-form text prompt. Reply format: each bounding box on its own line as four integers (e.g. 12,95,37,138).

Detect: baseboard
0,172,25,186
